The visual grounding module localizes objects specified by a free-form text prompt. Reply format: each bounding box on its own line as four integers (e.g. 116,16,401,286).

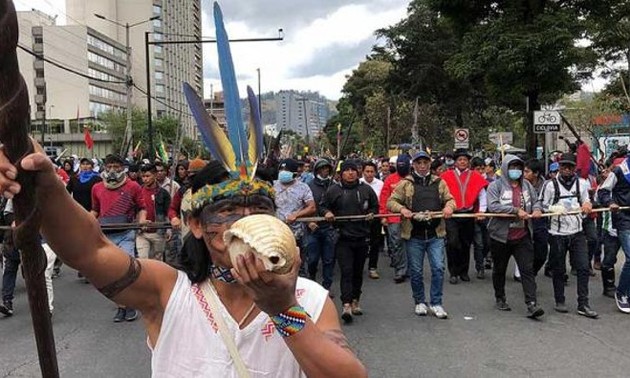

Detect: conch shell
223,214,297,274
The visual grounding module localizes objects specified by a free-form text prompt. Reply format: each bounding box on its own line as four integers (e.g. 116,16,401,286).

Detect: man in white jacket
535,153,597,318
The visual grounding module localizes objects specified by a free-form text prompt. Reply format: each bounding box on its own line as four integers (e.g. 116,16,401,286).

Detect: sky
14,0,410,100
14,0,606,101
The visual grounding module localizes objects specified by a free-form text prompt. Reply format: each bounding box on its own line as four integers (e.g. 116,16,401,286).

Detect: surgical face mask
278,170,294,184
445,159,454,166
508,169,523,180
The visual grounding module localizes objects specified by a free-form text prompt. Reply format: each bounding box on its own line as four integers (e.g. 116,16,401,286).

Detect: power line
18,44,127,84
133,84,186,114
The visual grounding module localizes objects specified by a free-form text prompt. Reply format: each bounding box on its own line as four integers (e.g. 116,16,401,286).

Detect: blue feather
214,2,248,166
183,82,235,170
246,86,264,166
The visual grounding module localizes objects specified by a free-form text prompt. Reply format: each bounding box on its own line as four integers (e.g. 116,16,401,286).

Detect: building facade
17,10,119,157
66,0,203,138
276,90,328,139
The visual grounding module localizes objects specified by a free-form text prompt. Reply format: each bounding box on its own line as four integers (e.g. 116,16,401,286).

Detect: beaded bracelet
270,305,310,338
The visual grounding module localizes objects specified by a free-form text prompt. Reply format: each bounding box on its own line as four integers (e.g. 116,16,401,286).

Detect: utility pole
124,22,132,157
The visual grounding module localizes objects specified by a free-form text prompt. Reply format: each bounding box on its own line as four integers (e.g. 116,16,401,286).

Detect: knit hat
313,159,333,172
340,160,358,172
188,158,207,173
396,153,411,175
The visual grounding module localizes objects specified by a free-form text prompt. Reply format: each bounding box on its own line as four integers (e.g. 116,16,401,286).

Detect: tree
100,107,180,158
429,0,597,155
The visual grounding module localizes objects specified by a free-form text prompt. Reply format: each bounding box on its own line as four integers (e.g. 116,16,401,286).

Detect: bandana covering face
101,169,128,189
210,264,237,283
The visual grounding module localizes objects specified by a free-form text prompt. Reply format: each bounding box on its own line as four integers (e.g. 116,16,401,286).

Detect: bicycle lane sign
533,110,561,133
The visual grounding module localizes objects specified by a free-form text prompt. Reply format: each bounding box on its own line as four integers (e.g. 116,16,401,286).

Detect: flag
84,127,94,150
132,141,142,158
157,139,169,162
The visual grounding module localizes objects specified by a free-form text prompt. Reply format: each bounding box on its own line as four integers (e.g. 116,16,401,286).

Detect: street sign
534,110,561,133
489,132,513,145
454,128,469,149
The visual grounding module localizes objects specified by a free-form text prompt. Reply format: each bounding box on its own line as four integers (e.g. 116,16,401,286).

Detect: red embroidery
261,321,275,341
191,284,219,333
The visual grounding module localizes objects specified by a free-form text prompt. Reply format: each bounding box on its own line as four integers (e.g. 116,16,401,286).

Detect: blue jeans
107,230,136,257
305,227,336,290
406,237,445,306
616,230,630,296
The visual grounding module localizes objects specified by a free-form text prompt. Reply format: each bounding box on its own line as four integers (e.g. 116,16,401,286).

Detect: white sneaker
430,305,448,319
414,303,428,316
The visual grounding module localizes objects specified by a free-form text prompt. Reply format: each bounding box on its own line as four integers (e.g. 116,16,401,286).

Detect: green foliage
99,107,181,157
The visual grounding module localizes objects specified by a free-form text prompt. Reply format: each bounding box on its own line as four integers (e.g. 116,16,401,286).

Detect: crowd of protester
1,142,629,325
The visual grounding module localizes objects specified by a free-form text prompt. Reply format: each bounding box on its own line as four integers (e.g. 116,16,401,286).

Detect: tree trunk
526,91,540,158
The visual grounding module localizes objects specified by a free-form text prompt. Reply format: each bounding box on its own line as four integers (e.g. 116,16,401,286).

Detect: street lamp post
94,13,159,158
48,104,54,148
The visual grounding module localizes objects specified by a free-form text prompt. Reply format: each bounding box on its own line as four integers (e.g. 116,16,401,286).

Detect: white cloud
202,2,408,100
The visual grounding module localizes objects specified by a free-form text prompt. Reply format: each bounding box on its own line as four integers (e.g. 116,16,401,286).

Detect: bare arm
285,298,367,377
0,150,176,315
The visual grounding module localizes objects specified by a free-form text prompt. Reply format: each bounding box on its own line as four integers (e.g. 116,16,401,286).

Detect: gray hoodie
486,154,542,243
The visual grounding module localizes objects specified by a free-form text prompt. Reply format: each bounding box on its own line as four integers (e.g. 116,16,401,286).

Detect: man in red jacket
380,154,411,283
441,149,488,284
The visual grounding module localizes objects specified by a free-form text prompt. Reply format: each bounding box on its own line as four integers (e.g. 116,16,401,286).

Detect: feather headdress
184,2,271,211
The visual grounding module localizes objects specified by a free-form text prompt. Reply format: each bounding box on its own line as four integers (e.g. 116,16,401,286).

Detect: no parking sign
454,128,469,149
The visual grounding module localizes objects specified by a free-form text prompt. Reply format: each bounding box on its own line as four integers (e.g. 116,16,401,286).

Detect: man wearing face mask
486,155,544,318
322,160,379,322
441,149,488,284
535,153,598,318
380,154,412,283
273,158,316,276
306,159,336,295
91,154,147,322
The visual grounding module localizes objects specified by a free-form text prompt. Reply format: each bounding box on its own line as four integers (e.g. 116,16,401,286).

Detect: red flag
84,127,94,150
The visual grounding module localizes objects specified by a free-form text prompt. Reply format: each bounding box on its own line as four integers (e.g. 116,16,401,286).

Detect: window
154,45,162,54
89,85,126,101
155,84,165,93
89,101,113,117
36,87,45,95
153,33,162,41
34,36,43,44
35,70,44,78
155,58,163,67
153,5,162,14
155,71,164,80
153,18,162,28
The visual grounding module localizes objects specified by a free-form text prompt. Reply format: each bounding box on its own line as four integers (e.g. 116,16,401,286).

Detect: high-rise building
276,90,328,139
66,0,202,137
17,9,124,156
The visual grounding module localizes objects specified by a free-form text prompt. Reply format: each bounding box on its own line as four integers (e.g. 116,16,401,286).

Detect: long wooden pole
0,1,59,376
296,206,630,223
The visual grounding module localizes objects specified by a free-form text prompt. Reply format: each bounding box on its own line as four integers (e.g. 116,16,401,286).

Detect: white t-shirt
150,271,328,377
360,177,384,198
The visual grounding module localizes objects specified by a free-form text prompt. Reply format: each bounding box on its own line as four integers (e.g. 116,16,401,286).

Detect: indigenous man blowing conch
0,2,366,377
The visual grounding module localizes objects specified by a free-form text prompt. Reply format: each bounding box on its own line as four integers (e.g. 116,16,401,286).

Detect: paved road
1,255,629,377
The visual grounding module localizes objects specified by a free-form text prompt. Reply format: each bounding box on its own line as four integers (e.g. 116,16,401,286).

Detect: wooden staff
296,206,630,223
0,1,59,376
